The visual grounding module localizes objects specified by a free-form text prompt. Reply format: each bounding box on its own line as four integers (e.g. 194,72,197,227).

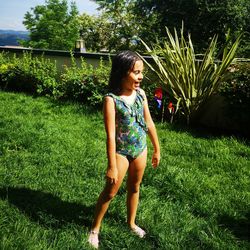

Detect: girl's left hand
152,151,160,168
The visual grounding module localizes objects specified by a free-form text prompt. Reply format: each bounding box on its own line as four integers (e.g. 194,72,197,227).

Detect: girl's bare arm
141,89,160,168
103,96,118,183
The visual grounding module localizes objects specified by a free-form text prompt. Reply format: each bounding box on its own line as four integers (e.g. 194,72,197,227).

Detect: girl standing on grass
88,50,160,249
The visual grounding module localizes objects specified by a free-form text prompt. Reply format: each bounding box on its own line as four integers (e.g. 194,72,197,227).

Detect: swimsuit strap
105,90,146,126
105,89,144,106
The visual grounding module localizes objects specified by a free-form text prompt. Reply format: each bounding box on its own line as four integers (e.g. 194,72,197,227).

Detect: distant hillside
0,30,29,46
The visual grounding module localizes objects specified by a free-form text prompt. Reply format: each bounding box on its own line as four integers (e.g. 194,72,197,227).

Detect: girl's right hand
106,168,118,184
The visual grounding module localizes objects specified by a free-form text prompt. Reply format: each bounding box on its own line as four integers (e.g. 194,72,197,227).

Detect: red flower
154,88,163,100
168,102,175,114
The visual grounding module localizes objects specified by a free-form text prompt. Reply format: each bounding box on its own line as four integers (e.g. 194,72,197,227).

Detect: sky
0,0,99,31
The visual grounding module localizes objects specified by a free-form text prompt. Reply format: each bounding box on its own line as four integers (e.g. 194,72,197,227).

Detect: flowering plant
141,25,242,124
154,87,163,109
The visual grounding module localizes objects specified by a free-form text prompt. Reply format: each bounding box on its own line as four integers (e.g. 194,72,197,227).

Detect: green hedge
0,52,111,108
0,51,159,109
58,56,110,107
0,52,58,96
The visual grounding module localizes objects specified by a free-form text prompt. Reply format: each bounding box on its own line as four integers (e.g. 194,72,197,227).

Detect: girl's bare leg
91,154,129,232
126,148,147,229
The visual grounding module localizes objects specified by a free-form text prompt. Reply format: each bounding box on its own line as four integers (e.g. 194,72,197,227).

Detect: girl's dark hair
108,50,142,93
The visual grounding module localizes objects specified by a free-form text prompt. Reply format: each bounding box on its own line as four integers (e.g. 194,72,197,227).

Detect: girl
88,50,160,249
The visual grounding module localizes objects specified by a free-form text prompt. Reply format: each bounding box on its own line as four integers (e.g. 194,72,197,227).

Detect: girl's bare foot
88,230,99,249
131,225,146,238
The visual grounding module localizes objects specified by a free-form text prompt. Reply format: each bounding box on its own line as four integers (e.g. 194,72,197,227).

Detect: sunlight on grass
0,91,249,249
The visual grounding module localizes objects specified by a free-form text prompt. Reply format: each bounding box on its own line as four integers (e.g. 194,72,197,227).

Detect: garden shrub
0,52,58,96
0,52,111,108
0,52,17,88
59,56,110,107
219,62,250,134
0,62,16,89
142,26,242,125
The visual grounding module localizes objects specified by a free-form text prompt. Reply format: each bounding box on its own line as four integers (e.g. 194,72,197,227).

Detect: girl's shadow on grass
0,186,95,229
218,214,250,242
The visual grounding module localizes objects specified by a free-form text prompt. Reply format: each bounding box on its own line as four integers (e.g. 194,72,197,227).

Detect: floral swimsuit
106,89,148,161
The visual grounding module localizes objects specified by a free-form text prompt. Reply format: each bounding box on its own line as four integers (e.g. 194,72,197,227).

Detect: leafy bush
220,62,250,124
141,25,242,125
0,52,111,108
0,63,15,88
59,56,110,107
0,52,58,96
0,52,16,88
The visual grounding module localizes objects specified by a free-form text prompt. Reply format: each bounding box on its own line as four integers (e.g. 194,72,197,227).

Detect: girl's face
121,60,144,91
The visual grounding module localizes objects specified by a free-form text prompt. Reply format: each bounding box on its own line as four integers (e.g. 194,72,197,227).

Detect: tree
78,13,112,52
21,0,80,51
135,0,250,56
92,0,145,52
93,0,250,56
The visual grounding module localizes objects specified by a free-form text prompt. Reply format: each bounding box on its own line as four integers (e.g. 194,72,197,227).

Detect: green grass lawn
0,90,249,250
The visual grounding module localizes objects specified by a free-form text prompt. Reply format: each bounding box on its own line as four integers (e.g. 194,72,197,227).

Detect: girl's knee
102,188,118,201
128,183,141,193
106,191,117,200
